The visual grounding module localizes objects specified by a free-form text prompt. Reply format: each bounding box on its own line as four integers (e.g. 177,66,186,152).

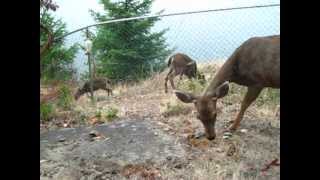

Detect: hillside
40,62,280,180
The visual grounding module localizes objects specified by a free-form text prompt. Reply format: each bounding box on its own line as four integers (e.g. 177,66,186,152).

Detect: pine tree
40,1,79,81
91,0,172,81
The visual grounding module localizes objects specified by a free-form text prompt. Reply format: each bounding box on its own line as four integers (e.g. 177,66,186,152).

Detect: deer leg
169,74,176,90
165,69,173,93
104,88,110,96
179,73,183,80
228,86,263,131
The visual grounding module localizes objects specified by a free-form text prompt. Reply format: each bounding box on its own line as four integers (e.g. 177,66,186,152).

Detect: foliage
177,79,207,95
40,1,79,81
91,0,172,81
40,102,55,121
105,107,119,121
40,0,59,11
256,88,280,107
57,84,74,110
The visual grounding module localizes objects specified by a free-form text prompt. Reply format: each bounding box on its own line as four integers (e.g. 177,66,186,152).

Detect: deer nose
206,135,216,140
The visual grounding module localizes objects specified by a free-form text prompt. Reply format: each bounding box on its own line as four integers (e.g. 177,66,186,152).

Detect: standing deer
165,53,205,93
174,35,280,140
74,77,113,100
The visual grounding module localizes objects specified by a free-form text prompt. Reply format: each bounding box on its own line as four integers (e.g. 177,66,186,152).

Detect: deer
165,53,206,93
174,35,280,140
74,77,113,100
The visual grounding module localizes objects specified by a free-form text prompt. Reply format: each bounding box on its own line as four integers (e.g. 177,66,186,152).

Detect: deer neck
202,59,235,97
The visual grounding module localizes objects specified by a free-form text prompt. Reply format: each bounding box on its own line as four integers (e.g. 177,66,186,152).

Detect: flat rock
40,118,186,179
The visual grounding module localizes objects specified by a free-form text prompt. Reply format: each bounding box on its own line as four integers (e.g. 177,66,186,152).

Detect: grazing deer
74,77,113,100
174,35,280,140
165,53,205,93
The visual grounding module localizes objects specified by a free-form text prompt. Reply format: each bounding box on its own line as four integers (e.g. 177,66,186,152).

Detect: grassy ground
40,62,280,180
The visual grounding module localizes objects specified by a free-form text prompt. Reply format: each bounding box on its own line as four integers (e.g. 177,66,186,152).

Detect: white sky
53,0,279,31
51,0,279,77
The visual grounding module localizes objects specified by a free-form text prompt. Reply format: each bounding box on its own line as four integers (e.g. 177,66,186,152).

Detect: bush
105,107,119,122
57,84,74,110
256,88,280,107
40,102,55,121
177,79,206,94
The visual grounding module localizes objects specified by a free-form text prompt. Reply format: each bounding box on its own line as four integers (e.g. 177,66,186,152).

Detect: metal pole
86,28,94,102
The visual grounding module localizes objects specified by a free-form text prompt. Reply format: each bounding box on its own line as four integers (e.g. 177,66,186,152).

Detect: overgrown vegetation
40,102,55,121
40,0,78,81
105,107,119,121
257,88,280,107
91,0,172,81
177,78,207,94
57,84,74,110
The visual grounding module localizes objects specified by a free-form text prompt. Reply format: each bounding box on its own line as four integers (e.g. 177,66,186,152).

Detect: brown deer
174,35,280,140
74,77,113,100
165,53,205,93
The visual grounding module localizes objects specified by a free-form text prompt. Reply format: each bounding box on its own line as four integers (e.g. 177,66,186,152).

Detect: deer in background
174,35,280,140
165,53,206,93
74,77,113,100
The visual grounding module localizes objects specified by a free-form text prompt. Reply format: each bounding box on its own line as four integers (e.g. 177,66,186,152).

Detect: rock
89,130,99,138
57,135,66,142
223,132,233,139
166,156,172,161
240,129,248,133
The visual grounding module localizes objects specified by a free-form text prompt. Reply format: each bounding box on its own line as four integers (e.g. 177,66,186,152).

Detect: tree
91,0,172,81
40,0,79,81
40,0,58,59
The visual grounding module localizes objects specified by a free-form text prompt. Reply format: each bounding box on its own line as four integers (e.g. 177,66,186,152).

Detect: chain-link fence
62,4,280,82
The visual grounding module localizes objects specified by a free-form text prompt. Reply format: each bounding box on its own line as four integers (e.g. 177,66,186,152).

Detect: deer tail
167,55,174,67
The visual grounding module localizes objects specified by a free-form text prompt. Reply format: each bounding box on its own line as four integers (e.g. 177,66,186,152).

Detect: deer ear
186,61,195,66
174,90,196,103
215,81,229,98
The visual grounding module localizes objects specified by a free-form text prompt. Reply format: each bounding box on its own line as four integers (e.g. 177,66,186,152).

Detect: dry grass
41,61,280,180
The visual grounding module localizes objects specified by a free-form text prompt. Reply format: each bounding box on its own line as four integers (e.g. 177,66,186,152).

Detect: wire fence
64,4,280,81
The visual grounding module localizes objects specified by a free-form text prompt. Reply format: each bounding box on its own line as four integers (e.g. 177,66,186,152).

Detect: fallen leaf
261,158,280,172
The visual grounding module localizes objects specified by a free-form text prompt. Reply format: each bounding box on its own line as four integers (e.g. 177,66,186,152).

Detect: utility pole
85,28,94,102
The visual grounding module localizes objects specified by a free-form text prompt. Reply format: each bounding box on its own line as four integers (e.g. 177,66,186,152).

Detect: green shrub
95,108,103,119
256,88,280,107
40,102,55,121
177,79,206,94
105,107,119,122
57,84,74,110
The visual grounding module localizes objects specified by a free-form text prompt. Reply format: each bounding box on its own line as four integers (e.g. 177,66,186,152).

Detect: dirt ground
40,62,280,180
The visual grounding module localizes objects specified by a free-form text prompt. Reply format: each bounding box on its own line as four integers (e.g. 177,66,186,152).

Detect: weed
57,84,74,110
105,107,119,122
40,102,55,121
177,78,206,94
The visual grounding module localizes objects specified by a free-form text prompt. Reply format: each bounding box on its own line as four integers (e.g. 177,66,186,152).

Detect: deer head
185,61,197,78
174,81,229,140
74,88,84,100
